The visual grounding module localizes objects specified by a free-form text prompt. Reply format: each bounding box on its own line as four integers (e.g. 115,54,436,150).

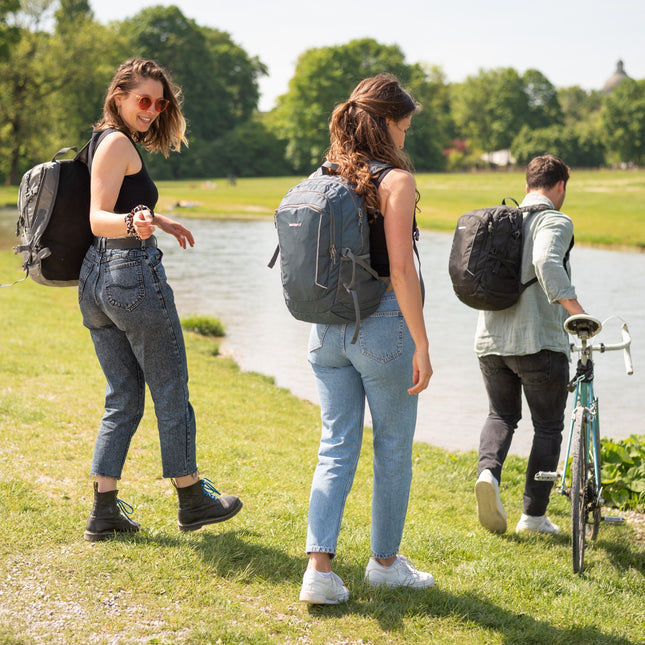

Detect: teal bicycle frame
536,315,632,573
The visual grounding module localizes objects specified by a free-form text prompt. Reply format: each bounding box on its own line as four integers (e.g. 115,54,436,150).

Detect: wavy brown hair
95,58,187,157
327,73,419,214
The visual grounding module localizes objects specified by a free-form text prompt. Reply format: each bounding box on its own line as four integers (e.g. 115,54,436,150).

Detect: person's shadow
131,528,642,645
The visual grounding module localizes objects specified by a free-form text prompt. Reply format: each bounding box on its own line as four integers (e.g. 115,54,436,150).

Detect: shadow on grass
126,528,642,644
307,584,639,645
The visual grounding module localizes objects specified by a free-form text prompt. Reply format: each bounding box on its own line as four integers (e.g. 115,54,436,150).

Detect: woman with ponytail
299,74,435,605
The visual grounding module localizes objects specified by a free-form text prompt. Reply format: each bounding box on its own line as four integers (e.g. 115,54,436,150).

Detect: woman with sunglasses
79,58,242,541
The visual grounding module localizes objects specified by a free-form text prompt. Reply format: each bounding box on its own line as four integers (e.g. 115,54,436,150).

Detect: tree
522,68,563,129
511,123,605,168
558,86,602,128
451,67,528,154
0,0,20,61
405,64,453,171
602,78,645,165
117,5,266,178
268,38,412,173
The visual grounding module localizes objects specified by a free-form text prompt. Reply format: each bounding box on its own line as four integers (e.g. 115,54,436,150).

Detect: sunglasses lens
137,96,153,110
134,95,169,113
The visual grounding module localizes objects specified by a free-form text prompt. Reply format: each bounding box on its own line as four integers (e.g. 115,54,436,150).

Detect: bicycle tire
571,408,588,573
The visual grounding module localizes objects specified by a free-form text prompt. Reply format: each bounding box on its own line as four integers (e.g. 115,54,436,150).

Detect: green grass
2,167,644,249
1,249,644,644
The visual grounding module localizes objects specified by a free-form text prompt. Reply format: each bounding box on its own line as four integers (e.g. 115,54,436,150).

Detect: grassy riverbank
1,250,644,644
1,167,644,250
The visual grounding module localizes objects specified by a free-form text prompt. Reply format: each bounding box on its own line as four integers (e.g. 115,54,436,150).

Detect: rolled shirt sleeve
532,213,577,304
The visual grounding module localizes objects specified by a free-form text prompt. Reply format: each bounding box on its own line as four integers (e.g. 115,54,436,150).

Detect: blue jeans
78,242,197,479
477,350,569,516
306,292,418,559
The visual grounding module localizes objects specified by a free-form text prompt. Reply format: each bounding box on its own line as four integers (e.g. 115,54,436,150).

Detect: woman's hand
132,207,156,240
153,214,195,249
409,347,433,395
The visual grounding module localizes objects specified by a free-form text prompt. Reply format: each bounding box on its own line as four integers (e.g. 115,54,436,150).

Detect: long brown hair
327,73,418,214
95,58,187,157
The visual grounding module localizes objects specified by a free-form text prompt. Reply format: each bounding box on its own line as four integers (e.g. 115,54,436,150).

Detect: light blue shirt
474,193,577,357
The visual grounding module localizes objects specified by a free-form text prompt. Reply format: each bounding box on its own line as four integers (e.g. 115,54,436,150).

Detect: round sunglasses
133,94,169,113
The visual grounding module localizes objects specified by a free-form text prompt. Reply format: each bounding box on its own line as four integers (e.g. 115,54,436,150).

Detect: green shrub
601,434,645,511
181,314,225,337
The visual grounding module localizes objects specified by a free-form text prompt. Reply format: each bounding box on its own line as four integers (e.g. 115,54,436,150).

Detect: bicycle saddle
564,314,602,338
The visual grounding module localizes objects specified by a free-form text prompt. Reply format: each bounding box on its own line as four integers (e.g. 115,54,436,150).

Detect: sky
90,0,645,112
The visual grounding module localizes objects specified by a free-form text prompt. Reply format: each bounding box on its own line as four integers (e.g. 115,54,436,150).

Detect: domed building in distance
603,60,630,94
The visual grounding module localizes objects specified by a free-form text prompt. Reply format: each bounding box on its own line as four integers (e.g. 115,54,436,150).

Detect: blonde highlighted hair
96,58,187,157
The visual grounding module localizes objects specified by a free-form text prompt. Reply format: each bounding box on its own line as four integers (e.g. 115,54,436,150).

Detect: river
2,211,643,456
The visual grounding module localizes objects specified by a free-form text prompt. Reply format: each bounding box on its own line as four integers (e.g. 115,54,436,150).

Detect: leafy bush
181,315,225,338
601,434,645,511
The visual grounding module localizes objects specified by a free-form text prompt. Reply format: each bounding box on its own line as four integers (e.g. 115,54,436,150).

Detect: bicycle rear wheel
571,408,588,573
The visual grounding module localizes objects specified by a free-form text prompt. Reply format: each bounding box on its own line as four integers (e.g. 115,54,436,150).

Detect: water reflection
1,210,642,455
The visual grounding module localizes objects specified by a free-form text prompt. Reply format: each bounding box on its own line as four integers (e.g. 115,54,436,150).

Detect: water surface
2,210,642,456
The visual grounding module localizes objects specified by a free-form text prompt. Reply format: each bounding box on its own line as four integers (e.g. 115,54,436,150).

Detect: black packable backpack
448,198,553,310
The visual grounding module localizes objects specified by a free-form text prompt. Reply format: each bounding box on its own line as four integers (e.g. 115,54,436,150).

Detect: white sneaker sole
475,479,507,533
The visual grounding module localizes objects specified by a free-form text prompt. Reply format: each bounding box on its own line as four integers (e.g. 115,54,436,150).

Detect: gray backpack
269,161,393,344
12,142,92,287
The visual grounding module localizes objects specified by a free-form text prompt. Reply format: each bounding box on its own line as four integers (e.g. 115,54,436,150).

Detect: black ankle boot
84,482,140,542
175,478,243,532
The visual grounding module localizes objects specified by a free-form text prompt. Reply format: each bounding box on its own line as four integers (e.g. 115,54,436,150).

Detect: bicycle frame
552,316,633,572
559,344,602,502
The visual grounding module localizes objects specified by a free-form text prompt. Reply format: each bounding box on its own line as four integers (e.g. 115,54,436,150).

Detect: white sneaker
515,514,561,535
364,555,435,589
475,469,507,533
299,568,349,604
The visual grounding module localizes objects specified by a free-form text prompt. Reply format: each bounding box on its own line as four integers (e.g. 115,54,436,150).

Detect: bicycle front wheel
571,408,589,574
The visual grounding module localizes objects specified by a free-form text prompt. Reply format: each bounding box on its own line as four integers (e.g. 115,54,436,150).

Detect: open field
1,250,643,644
1,167,644,250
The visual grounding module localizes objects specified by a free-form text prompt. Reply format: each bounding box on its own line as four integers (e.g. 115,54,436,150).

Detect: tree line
2,1,644,185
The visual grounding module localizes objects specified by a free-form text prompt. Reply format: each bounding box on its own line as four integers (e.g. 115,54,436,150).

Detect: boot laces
201,478,221,499
116,498,135,517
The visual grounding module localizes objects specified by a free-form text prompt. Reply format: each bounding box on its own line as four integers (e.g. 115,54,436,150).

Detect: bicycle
535,314,633,574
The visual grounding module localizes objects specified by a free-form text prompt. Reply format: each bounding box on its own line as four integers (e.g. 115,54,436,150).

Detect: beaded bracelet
124,205,154,239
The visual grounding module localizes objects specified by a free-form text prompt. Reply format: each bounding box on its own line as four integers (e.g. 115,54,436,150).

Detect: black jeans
477,350,569,516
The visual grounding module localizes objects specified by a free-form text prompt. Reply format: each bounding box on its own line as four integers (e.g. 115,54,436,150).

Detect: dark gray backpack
269,161,392,343
448,198,561,310
12,142,92,287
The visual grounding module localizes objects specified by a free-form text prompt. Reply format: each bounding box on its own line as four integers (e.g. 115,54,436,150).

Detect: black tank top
368,166,418,277
87,128,158,214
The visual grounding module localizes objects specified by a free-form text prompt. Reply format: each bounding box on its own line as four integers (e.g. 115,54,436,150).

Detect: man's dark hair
526,154,570,190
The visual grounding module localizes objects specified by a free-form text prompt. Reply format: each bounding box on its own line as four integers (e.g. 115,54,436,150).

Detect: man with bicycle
474,154,587,535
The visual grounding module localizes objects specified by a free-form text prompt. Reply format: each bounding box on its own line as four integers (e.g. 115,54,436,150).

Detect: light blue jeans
78,242,197,479
306,292,418,559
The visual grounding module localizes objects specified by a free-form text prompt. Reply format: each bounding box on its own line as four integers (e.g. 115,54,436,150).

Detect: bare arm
89,131,193,247
558,298,585,315
379,169,432,395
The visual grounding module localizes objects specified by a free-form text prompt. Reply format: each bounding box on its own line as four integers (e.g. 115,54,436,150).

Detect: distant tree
268,38,412,173
0,1,126,184
0,0,20,61
451,67,529,154
602,78,645,165
558,86,603,127
54,0,91,29
522,68,563,129
511,123,605,167
405,64,453,171
117,5,266,178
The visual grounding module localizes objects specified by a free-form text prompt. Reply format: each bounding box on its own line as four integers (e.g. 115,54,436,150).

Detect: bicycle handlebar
565,316,633,376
